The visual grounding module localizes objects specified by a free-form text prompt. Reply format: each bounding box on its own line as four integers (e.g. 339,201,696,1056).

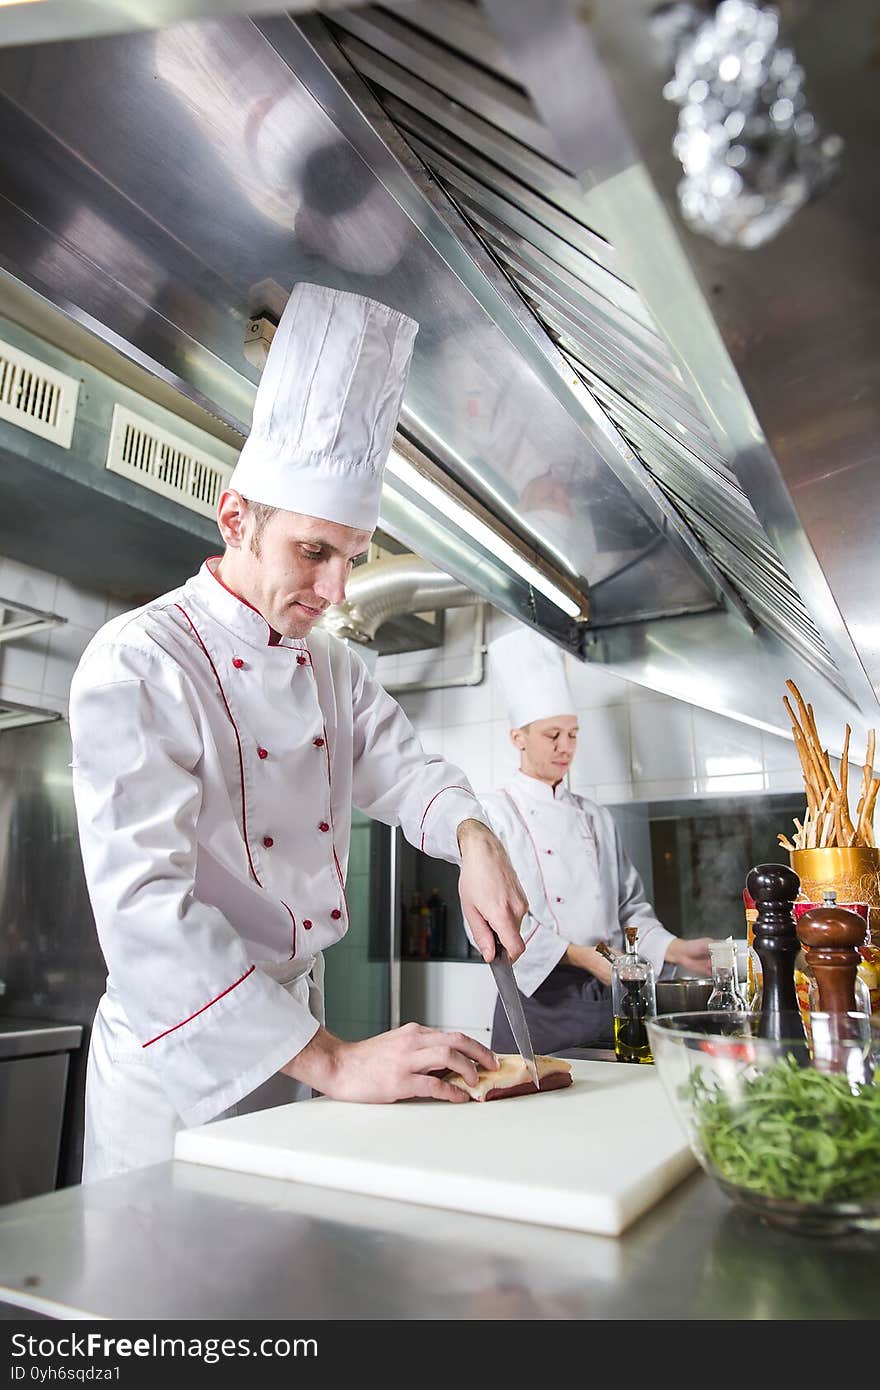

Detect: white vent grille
0,339,78,448
106,404,233,519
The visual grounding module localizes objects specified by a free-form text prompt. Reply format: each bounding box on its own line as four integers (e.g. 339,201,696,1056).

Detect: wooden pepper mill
746,863,807,1044
794,890,865,1016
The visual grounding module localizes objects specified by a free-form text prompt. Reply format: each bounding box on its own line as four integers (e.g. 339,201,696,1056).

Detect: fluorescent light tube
385,451,583,619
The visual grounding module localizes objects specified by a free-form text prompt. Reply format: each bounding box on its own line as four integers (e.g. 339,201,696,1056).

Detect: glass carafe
611,927,657,1063
707,939,749,1011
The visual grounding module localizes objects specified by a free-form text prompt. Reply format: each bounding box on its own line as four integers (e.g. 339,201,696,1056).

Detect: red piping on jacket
502,789,559,941
143,966,255,1047
175,604,262,886
204,557,286,647
419,785,471,853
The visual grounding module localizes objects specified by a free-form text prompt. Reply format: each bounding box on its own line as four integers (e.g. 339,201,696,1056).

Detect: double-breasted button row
302,913,343,930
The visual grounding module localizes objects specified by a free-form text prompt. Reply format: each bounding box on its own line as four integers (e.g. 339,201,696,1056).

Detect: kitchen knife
488,933,540,1091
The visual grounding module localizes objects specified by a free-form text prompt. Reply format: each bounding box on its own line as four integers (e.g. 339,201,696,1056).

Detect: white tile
395,685,445,729
53,577,110,631
0,557,59,614
566,654,633,708
41,623,94,701
374,652,399,686
443,606,481,657
444,724,493,797
695,770,766,795
632,778,700,800
0,680,65,716
0,631,51,696
414,725,445,759
395,648,443,683
766,768,809,794
630,698,695,780
490,718,519,787
761,729,802,773
693,708,763,782
576,704,631,786
595,783,635,804
443,678,492,727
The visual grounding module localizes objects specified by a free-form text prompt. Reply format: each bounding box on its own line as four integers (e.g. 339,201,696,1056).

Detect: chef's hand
664,936,714,976
281,1023,498,1103
455,819,529,963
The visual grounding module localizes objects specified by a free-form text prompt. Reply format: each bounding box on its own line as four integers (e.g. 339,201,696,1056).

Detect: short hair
242,496,279,557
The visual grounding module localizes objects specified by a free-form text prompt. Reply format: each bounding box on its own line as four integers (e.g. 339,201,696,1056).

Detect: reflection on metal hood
0,0,875,756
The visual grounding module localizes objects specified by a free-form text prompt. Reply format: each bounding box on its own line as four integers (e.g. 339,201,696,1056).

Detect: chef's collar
191,558,306,652
511,768,574,804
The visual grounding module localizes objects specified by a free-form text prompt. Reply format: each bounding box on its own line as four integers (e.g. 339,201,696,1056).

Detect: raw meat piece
447,1053,573,1101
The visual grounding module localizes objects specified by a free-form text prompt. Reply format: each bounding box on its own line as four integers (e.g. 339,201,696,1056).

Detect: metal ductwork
320,554,479,644
0,0,876,755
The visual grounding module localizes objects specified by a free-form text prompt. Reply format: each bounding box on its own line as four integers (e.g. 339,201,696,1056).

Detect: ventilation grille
0,338,78,448
106,404,233,519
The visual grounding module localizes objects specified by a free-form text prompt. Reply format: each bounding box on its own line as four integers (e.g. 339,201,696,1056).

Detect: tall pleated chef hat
488,626,576,729
228,282,418,531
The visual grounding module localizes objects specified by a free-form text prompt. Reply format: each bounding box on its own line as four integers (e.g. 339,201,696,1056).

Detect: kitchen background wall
0,553,126,1188
0,551,824,1177
371,603,815,1045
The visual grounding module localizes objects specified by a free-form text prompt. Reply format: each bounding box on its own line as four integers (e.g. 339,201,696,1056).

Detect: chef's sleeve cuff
418,785,491,863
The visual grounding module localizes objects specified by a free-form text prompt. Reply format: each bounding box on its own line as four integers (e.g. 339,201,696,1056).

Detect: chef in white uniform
481,627,711,1053
70,282,527,1182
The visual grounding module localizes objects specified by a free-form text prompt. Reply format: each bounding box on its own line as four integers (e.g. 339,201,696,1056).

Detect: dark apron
490,962,614,1054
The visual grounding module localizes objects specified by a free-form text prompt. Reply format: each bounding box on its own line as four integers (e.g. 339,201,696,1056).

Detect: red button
331,909,342,921
263,836,274,848
296,655,307,666
556,897,563,904
313,737,325,748
232,658,244,669
303,919,313,930
318,822,329,833
545,849,553,855
258,748,268,760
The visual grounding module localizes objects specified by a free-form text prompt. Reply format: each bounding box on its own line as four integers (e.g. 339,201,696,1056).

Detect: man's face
221,496,371,639
512,714,579,787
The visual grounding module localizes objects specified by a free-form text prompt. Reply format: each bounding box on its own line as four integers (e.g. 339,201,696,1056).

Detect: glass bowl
646,1011,880,1236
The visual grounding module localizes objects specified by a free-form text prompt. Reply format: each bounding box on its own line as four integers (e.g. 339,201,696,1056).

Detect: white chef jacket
69,557,488,1143
480,771,675,996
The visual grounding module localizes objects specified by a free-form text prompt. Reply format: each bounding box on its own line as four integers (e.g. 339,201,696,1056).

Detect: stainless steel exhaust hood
0,0,875,754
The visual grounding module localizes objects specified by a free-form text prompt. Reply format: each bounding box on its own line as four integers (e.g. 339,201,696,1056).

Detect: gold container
789,847,880,946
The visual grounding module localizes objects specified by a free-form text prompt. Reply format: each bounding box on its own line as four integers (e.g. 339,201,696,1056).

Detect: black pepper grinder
746,863,807,1044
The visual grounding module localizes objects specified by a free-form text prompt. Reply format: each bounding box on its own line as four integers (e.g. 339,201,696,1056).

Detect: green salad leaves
683,1053,880,1204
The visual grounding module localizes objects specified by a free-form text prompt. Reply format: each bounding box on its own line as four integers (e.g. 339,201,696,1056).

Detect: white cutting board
174,1061,697,1237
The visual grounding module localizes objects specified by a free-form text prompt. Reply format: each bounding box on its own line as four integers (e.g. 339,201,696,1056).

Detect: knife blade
488,933,540,1091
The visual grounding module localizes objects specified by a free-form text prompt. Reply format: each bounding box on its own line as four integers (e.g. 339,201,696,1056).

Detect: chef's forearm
280,1026,347,1092
564,943,603,974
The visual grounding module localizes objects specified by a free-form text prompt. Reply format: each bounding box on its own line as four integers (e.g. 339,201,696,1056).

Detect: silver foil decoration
662,0,843,248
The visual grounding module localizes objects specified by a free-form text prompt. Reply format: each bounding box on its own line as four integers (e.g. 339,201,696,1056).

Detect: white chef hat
228,281,418,531
489,627,576,729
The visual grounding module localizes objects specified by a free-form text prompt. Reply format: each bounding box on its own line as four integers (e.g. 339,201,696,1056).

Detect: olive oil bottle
611,927,657,1063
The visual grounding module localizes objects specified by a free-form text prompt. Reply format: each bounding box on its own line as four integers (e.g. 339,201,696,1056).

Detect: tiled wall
374,604,809,806
373,604,842,1041
0,555,127,717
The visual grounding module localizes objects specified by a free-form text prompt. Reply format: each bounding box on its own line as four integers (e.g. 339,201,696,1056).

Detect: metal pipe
320,554,480,644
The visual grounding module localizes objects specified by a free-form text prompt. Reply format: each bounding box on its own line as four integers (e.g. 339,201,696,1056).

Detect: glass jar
611,926,657,1063
707,939,749,1011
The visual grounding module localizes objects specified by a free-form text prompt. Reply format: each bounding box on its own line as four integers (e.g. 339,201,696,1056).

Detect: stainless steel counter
0,1018,82,1060
0,1154,876,1320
